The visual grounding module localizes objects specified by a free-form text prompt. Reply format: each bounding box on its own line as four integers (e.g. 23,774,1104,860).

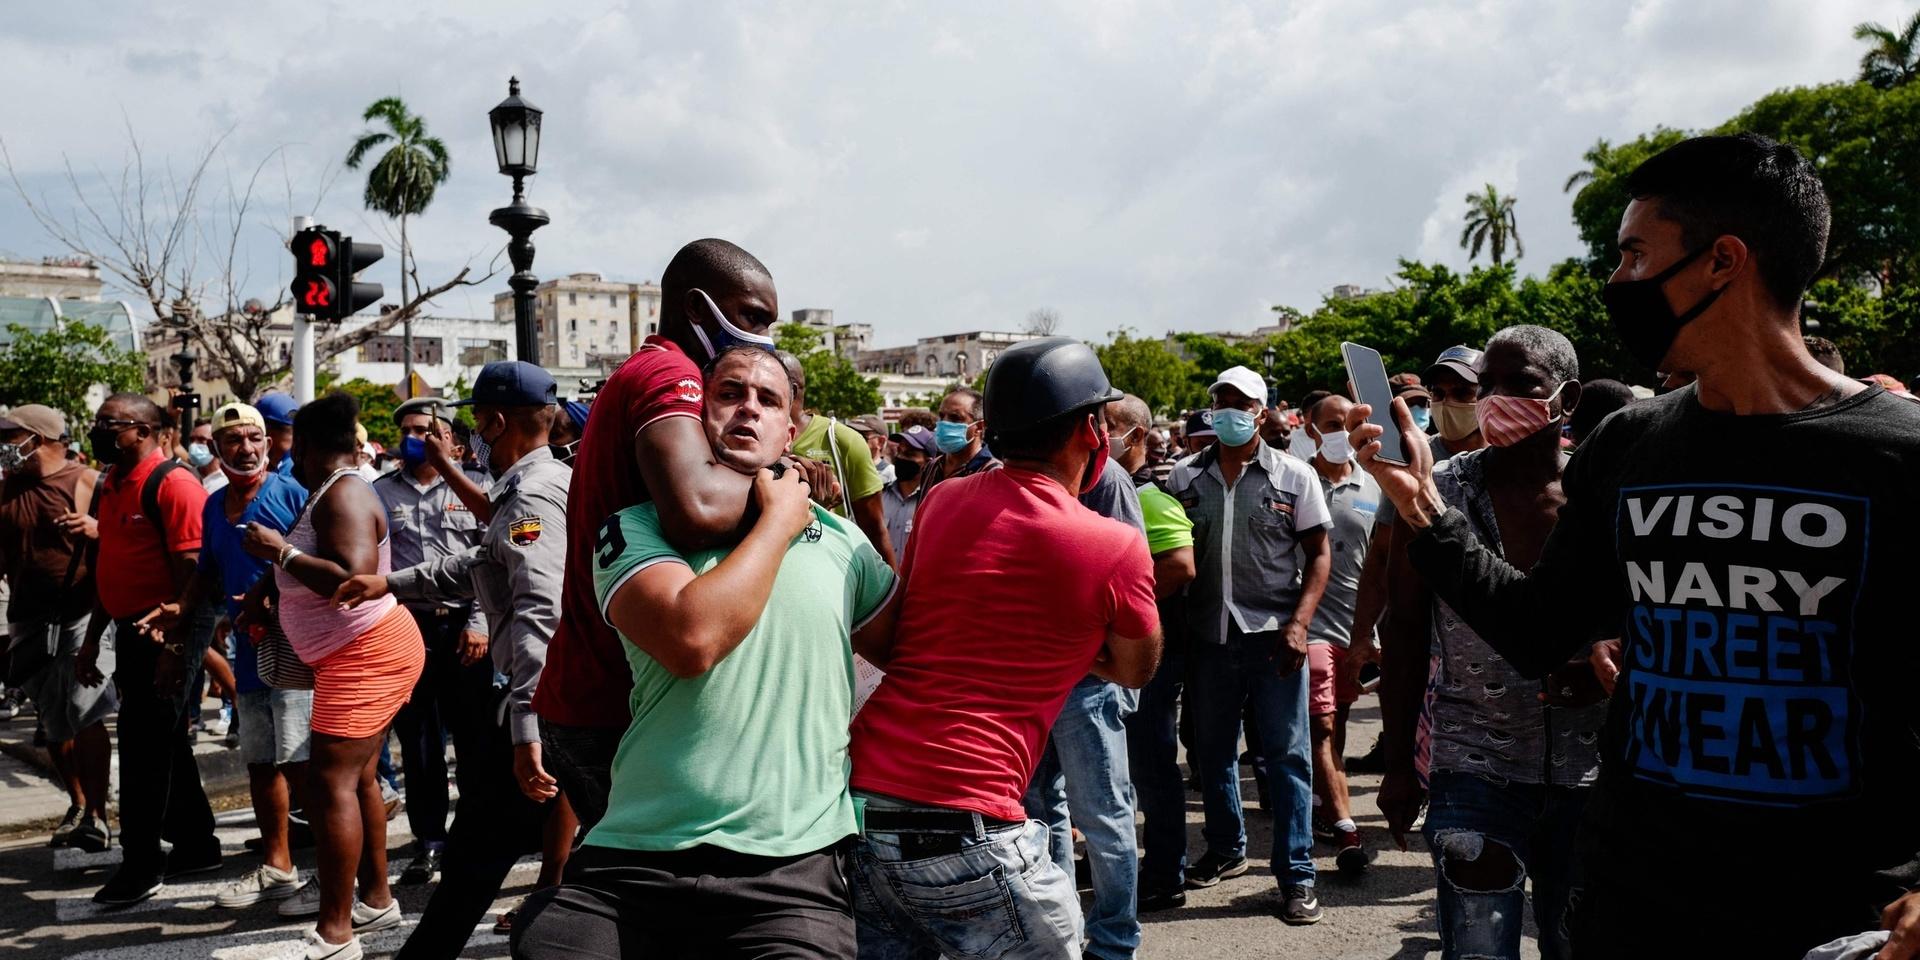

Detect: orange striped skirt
309,604,426,739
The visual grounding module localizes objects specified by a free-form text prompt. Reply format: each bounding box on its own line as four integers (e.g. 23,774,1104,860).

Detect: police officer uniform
376,396,494,879
381,363,572,960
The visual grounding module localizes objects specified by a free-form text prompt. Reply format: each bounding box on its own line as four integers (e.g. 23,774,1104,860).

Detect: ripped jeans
1423,772,1590,960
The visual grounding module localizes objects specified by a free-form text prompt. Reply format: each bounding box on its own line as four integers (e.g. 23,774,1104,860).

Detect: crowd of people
1,131,1917,960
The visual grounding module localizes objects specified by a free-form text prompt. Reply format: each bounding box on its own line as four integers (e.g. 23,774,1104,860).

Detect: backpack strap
140,459,188,548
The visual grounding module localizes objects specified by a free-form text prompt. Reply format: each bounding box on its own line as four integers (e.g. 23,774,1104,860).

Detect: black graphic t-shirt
1409,384,1920,945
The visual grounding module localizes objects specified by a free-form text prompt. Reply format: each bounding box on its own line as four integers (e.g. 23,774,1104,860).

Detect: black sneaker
1335,829,1370,877
1138,886,1187,912
93,869,163,906
68,815,112,853
50,805,84,847
163,843,223,880
398,845,443,886
1184,851,1249,889
1279,884,1323,925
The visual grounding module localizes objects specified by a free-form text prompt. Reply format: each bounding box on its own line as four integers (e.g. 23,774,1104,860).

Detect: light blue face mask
1410,404,1433,432
933,420,972,455
692,289,776,362
186,442,214,468
1212,408,1258,447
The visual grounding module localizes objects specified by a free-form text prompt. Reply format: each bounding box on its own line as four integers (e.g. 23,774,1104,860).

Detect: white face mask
1287,428,1317,461
1316,429,1353,464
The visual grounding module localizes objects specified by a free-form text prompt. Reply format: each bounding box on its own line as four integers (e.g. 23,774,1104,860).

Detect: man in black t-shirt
1350,134,1920,958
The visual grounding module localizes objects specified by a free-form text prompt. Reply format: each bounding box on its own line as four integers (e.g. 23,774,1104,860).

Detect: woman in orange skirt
244,392,424,960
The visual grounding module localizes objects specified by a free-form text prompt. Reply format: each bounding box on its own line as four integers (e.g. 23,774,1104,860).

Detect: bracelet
277,545,304,569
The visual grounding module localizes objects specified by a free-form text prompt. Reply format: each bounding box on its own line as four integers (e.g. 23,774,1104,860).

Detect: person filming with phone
1345,134,1920,959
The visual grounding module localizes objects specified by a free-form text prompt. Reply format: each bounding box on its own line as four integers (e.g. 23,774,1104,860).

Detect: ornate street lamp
488,76,550,366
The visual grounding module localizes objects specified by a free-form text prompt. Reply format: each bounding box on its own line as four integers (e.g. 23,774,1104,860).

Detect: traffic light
290,227,337,317
287,227,384,320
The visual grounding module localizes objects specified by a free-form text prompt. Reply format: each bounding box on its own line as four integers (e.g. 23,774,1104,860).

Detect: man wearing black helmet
847,337,1163,958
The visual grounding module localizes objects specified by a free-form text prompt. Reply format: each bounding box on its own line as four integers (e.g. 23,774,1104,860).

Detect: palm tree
1854,10,1920,90
1460,184,1523,266
346,97,450,395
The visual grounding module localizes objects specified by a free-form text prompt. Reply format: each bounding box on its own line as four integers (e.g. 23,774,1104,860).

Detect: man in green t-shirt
775,351,895,567
512,346,898,960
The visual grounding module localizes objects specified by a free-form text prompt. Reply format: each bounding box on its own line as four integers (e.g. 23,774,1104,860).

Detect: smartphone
1340,341,1408,466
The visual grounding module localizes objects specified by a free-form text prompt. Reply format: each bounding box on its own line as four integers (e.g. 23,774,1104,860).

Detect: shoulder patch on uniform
508,517,543,546
674,378,703,404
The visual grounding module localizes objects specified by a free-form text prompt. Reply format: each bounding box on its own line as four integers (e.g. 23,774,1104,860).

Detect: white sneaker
351,898,402,934
278,878,322,918
217,864,301,908
300,930,362,960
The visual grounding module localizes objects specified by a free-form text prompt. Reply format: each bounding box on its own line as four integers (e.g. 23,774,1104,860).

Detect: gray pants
14,616,116,742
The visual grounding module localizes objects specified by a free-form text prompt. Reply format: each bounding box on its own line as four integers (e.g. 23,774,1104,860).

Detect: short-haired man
880,424,936,556
370,397,493,887
140,402,314,908
256,392,300,476
1299,393,1381,878
1167,365,1331,925
337,362,573,959
76,393,219,905
849,413,895,486
917,386,997,495
849,338,1161,957
513,346,895,959
1111,394,1200,912
776,351,896,568
0,405,114,851
1350,134,1920,956
187,417,225,493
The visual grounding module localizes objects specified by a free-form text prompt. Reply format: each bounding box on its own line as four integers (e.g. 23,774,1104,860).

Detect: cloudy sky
0,0,1904,347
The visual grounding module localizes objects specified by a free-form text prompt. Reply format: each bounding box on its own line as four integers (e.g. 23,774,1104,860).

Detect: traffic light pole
291,216,316,403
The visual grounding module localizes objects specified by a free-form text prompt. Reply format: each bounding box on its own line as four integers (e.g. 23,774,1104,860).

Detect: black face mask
892,458,923,484
87,428,125,460
1600,245,1726,371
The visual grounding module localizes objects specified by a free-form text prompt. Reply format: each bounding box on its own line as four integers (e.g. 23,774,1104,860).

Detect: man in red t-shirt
539,238,806,832
73,393,220,906
848,337,1162,956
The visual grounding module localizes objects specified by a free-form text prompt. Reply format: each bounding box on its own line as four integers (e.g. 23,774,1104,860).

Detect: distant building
855,330,1037,381
783,308,872,358
0,256,107,302
498,273,662,378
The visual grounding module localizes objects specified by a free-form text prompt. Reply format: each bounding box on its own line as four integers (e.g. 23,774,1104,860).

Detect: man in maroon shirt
540,239,809,831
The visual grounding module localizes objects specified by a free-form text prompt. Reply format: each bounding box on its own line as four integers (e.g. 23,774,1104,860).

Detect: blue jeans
1124,640,1186,894
1022,676,1139,960
1188,626,1314,887
851,792,1081,960
1423,771,1590,960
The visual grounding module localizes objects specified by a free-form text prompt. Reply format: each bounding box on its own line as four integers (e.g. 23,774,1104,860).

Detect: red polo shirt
96,449,206,619
537,336,705,729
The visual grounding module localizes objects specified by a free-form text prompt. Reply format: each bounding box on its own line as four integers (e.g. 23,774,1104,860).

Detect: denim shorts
237,687,314,766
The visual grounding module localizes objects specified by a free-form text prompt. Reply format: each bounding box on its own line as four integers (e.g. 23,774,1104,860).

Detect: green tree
327,378,405,449
347,97,452,396
0,321,144,437
1854,10,1920,90
1563,128,1690,270
774,323,884,420
1094,328,1201,417
1460,184,1523,265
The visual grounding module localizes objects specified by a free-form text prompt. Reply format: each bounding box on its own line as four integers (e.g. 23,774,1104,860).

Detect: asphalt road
0,703,1537,959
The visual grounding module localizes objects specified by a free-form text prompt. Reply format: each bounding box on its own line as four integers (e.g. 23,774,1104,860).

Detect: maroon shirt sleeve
158,468,208,554
626,346,704,431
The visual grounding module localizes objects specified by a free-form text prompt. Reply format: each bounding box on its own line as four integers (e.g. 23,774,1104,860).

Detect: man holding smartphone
1167,365,1331,925
1348,134,1920,958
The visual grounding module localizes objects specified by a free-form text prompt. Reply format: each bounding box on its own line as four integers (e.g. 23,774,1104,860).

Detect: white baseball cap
1209,366,1267,405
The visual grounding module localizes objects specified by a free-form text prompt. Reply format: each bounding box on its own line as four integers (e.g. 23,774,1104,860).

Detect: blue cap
563,400,591,434
449,361,557,408
887,424,937,454
255,392,299,426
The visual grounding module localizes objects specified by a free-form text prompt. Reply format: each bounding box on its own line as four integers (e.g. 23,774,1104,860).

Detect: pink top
275,469,397,665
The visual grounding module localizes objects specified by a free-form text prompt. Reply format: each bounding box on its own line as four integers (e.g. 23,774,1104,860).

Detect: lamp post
1262,344,1277,408
488,76,549,367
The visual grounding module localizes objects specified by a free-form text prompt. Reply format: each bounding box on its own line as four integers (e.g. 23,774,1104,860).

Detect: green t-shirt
589,502,897,856
791,415,885,516
1137,482,1195,555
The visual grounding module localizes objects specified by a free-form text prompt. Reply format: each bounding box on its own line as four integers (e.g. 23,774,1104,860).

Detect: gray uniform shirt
881,481,923,556
1426,448,1603,786
1167,442,1331,641
373,465,492,635
386,447,571,745
1305,465,1381,648
1077,458,1145,533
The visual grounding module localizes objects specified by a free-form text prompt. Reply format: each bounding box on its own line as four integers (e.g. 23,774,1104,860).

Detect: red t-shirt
849,467,1159,821
536,336,705,728
96,450,207,619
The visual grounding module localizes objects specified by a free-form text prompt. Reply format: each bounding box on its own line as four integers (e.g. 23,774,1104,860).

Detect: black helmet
983,337,1123,437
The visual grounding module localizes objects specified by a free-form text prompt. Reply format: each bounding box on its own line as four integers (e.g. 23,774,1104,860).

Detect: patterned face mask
1476,383,1568,448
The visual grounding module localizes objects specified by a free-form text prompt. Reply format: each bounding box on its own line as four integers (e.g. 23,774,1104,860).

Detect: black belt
863,808,1022,837
409,603,471,619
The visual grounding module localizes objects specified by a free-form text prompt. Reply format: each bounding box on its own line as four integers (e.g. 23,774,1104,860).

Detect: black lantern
488,76,550,366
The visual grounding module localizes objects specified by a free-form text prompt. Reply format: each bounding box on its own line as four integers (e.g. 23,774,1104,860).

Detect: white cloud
0,0,1910,349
